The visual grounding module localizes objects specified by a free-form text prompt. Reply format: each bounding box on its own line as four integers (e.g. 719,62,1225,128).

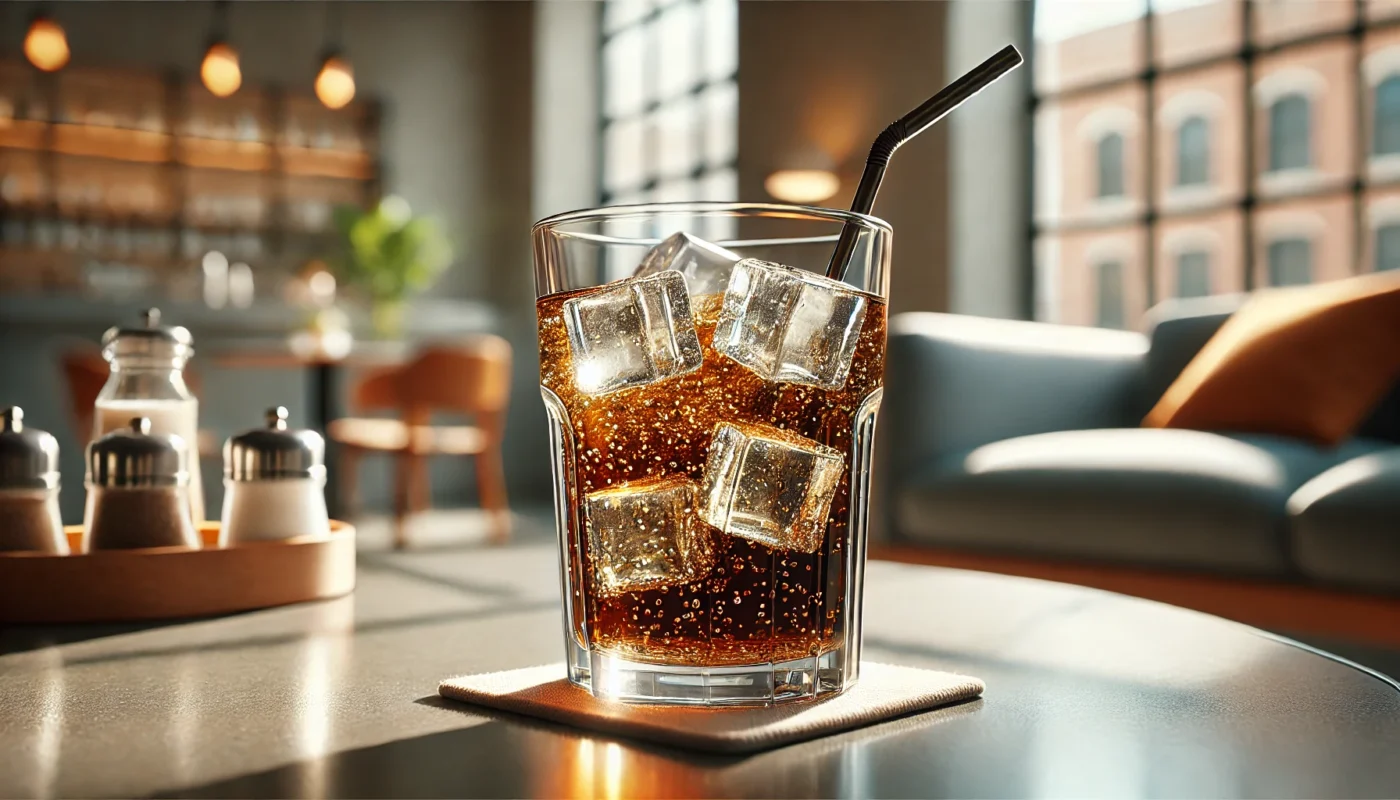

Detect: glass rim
532,201,894,240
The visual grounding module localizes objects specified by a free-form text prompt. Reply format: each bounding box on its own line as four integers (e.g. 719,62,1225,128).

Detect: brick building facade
1036,0,1400,328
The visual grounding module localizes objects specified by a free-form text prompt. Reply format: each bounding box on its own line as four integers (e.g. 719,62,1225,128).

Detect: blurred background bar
0,0,961,528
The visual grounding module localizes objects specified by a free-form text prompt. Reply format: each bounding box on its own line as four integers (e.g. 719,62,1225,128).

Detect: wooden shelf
0,58,380,281
279,145,375,180
178,136,273,172
2,121,371,180
0,118,47,150
53,122,170,163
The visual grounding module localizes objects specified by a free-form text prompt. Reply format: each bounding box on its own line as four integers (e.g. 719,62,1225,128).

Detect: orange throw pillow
1143,270,1400,445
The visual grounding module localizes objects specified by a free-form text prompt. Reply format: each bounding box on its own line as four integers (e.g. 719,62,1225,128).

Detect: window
1267,238,1312,286
1268,94,1311,172
600,0,738,210
1096,133,1125,198
1375,75,1400,156
1377,224,1400,271
1176,250,1211,298
1034,1,1376,329
1176,116,1210,186
1095,260,1126,329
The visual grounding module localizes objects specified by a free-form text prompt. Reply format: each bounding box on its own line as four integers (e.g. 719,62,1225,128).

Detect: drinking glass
533,202,891,705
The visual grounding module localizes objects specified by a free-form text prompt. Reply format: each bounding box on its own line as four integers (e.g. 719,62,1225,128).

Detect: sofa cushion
1143,271,1400,445
895,428,1362,576
1289,450,1400,593
1142,297,1400,443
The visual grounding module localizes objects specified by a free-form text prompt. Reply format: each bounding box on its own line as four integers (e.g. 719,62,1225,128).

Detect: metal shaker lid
224,407,325,481
87,417,189,488
0,407,59,490
100,308,194,362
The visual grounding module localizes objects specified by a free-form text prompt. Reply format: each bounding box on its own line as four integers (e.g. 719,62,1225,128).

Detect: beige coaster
438,662,983,754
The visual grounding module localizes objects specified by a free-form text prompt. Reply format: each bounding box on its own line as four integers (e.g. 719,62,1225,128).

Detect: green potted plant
331,196,453,337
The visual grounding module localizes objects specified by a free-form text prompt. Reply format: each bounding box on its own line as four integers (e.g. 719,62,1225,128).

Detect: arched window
1375,76,1400,156
1267,238,1312,286
1096,133,1125,198
1176,250,1211,298
1268,94,1311,171
1176,116,1210,186
1377,224,1400,271
1095,260,1126,329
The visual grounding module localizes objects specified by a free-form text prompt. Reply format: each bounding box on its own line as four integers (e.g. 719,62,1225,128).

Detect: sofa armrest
883,313,1150,477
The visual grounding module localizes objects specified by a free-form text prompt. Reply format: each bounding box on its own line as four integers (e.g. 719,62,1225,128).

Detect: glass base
568,643,852,706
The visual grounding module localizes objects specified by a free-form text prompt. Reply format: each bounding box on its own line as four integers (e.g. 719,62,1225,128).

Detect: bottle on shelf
93,308,205,525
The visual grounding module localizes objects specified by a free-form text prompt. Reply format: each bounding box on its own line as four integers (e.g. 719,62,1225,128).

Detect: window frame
1376,221,1400,271
1095,131,1127,198
1175,248,1212,298
1030,3,1398,328
1175,115,1211,187
597,0,739,208
1266,237,1313,287
1374,74,1400,156
1094,259,1127,329
1267,93,1312,172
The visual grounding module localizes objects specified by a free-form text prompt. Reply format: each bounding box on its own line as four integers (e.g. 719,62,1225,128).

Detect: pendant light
24,5,70,73
765,170,841,204
200,0,241,98
314,2,355,109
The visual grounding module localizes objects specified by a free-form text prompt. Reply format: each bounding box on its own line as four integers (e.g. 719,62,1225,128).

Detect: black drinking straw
825,44,1024,281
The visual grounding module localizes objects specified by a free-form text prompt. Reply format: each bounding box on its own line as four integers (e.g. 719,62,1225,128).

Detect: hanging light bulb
201,42,241,97
200,1,240,97
315,54,355,109
24,14,70,72
314,3,354,109
765,169,841,204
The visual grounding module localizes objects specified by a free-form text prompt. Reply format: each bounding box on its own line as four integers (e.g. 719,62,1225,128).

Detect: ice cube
634,231,742,297
713,259,869,391
563,271,703,395
584,475,715,595
700,422,845,553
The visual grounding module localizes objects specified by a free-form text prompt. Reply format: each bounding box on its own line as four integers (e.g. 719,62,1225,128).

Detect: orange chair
328,336,512,548
61,347,110,446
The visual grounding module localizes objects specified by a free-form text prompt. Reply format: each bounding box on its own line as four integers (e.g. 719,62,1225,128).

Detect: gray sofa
882,296,1400,594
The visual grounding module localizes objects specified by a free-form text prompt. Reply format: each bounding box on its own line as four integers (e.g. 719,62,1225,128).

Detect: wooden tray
0,521,355,624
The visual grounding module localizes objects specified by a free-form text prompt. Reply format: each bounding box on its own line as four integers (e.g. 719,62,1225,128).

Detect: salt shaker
83,417,200,551
221,407,329,544
94,308,205,526
0,407,67,554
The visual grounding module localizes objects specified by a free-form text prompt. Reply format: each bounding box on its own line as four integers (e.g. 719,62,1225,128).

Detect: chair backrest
350,366,403,413
352,336,513,432
60,347,109,445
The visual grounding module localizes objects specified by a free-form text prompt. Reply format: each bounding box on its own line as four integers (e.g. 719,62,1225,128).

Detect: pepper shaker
0,407,67,554
222,407,329,544
83,417,199,551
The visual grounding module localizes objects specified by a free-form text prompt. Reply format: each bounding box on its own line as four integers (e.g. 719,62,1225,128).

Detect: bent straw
825,44,1024,281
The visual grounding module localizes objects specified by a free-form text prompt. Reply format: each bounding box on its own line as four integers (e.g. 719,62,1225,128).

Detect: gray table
4,539,1400,798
